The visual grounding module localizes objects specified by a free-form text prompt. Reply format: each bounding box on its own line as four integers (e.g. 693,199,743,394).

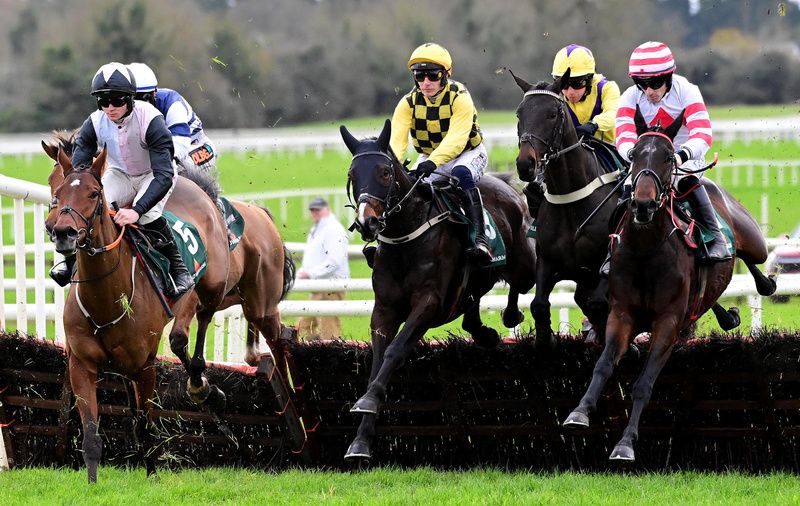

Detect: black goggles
413,69,444,83
96,96,128,108
633,75,668,90
560,76,590,90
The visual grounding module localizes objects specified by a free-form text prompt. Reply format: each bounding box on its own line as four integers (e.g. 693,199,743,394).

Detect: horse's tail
257,205,296,300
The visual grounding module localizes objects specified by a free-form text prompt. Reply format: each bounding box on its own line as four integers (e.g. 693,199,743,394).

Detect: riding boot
143,217,195,298
523,181,544,220
49,254,76,287
686,185,732,262
464,187,492,265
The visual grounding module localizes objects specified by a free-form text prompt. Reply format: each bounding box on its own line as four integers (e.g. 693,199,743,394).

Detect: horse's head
628,106,685,224
340,118,409,242
50,147,108,255
511,69,577,182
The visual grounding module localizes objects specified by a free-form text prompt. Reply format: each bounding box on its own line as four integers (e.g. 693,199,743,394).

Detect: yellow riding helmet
552,44,596,78
407,43,453,75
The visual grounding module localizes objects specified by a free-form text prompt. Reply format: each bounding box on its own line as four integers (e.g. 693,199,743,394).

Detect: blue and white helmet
127,62,158,94
90,62,136,97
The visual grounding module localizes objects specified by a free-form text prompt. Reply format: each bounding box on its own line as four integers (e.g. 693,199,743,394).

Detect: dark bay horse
47,147,231,482
562,112,776,462
512,71,620,347
340,119,536,461
42,134,296,373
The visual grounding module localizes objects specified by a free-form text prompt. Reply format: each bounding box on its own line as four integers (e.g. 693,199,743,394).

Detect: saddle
417,179,507,267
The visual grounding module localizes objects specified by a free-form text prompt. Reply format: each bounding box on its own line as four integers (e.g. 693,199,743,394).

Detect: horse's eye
49,198,58,211
89,191,100,199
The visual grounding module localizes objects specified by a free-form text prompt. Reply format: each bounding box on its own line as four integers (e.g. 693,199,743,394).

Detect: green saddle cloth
440,192,507,268
133,211,208,292
218,197,245,252
677,201,736,257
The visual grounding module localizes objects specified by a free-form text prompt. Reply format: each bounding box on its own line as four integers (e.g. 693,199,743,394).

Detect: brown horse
562,111,776,461
340,119,537,461
42,133,296,373
47,147,231,482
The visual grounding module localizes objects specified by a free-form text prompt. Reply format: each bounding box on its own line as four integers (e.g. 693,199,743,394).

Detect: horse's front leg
345,303,424,461
501,289,525,329
610,316,678,462
69,353,102,483
563,308,633,428
530,262,558,349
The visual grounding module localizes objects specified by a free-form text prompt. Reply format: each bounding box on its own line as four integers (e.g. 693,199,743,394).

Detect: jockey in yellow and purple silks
552,44,621,143
389,42,491,265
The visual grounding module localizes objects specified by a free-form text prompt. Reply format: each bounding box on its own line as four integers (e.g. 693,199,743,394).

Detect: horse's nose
361,216,381,242
516,156,534,182
631,197,657,223
51,225,79,254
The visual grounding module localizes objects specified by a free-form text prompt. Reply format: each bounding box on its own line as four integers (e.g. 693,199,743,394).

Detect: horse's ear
91,146,108,180
340,124,360,155
508,69,533,93
41,140,59,162
377,118,391,151
664,109,685,140
634,105,648,136
555,67,572,93
57,147,73,177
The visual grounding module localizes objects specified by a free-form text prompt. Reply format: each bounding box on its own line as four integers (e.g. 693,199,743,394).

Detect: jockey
126,62,217,174
526,44,622,220
603,41,730,275
50,62,195,298
389,43,492,265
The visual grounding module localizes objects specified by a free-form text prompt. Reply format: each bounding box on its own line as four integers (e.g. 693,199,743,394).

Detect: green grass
1,467,799,505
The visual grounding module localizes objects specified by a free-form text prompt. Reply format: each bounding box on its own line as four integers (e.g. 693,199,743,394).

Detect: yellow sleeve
593,78,621,136
390,97,413,161
428,90,475,166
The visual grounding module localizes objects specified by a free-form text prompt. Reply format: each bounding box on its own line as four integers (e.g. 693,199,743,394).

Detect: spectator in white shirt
296,198,350,340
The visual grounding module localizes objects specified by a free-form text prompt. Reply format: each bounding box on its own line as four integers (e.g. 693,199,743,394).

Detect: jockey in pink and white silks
613,41,730,264
50,62,195,298
127,63,217,174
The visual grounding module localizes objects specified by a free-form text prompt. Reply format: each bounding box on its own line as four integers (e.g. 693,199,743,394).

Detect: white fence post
0,424,9,471
13,199,27,333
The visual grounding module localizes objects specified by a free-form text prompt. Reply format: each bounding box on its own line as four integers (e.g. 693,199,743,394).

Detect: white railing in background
1,118,798,156
3,173,800,364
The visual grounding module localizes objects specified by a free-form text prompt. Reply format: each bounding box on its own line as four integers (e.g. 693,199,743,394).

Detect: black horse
512,71,620,347
340,119,537,461
563,112,777,461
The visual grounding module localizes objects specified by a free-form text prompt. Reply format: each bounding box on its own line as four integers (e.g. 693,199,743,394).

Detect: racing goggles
633,75,668,91
560,76,590,90
96,95,128,108
413,69,444,83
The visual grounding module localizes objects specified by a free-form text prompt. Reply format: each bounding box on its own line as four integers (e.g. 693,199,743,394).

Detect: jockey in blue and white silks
128,62,217,173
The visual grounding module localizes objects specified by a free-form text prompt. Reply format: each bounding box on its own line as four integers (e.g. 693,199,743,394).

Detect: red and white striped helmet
628,41,676,77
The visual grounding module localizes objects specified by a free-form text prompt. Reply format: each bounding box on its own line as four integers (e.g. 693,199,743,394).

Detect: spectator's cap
308,197,329,210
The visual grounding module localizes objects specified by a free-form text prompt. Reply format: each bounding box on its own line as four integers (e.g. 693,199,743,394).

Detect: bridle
346,150,423,236
518,89,583,174
630,131,677,207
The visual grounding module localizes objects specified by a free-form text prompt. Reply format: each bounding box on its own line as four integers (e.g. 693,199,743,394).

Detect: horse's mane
179,166,221,202
534,80,551,90
49,129,79,156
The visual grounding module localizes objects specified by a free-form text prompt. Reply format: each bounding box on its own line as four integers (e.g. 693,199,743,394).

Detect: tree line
0,0,798,133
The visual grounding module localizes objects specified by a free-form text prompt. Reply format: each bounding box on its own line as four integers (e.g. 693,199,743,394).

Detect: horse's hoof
344,439,372,461
563,411,589,428
721,307,741,331
609,444,635,462
350,395,378,414
187,376,210,405
207,385,227,413
501,308,524,328
244,351,259,367
473,326,501,348
626,344,641,360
